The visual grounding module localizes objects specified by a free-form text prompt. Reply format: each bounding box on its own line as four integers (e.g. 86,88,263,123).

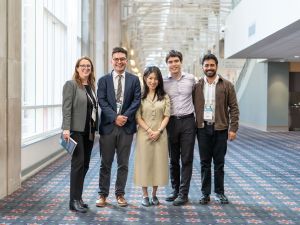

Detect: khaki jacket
193,75,239,132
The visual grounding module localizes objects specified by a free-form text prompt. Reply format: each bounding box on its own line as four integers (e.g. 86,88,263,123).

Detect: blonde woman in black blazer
62,56,98,213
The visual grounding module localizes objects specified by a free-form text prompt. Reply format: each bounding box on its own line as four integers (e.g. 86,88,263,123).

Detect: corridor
0,126,299,224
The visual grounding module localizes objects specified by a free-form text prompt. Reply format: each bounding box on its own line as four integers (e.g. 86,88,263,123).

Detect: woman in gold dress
134,66,170,207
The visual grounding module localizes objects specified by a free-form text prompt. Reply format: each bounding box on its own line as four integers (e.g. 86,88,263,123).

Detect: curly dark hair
201,53,218,65
165,50,183,63
112,47,128,58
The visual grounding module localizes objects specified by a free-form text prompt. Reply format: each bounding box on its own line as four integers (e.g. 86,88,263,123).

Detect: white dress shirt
203,75,219,122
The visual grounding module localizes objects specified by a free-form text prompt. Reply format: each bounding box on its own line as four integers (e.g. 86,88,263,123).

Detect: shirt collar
168,72,185,79
204,74,219,85
113,70,125,78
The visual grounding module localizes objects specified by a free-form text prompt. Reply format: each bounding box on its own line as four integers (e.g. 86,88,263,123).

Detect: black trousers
98,126,133,197
196,125,228,195
166,116,196,198
70,132,94,201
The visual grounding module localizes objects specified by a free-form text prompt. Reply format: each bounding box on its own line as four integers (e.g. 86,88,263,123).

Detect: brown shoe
116,195,128,207
96,195,107,207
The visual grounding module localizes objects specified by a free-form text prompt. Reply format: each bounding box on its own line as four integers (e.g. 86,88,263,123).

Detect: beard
204,70,216,77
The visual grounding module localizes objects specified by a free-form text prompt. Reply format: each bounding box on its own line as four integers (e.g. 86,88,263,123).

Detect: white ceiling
228,19,300,62
120,0,300,78
121,0,233,75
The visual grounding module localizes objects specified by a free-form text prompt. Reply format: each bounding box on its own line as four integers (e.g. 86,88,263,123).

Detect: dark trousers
166,116,196,197
70,132,94,201
196,125,228,195
98,126,133,197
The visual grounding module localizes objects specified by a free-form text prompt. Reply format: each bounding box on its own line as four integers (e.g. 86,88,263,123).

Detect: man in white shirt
193,53,239,204
96,47,141,207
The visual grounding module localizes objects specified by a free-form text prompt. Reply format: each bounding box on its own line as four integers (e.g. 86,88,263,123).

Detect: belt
171,113,194,120
204,121,215,126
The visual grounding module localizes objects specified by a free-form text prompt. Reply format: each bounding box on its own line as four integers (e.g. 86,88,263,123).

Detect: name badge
92,107,96,122
204,106,213,121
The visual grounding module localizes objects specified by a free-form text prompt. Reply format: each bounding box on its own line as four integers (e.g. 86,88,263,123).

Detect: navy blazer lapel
107,74,117,110
123,72,131,103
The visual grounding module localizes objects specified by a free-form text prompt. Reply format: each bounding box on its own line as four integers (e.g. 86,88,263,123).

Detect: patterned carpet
0,126,300,225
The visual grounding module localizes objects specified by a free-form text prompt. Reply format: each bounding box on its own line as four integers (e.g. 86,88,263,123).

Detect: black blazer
97,71,141,135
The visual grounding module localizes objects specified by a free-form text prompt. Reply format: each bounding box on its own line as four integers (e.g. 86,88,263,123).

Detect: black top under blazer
62,80,98,132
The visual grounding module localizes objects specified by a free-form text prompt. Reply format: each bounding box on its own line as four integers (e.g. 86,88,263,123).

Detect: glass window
22,0,81,144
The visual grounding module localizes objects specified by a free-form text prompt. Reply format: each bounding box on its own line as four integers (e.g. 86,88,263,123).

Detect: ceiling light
132,67,139,73
130,59,136,66
294,56,300,58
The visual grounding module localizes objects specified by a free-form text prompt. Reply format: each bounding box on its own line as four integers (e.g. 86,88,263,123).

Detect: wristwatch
158,128,163,134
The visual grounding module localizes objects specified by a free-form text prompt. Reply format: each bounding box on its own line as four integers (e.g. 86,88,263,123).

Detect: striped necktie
116,75,122,102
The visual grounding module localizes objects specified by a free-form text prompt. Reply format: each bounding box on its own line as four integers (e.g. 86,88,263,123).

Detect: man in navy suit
96,47,141,207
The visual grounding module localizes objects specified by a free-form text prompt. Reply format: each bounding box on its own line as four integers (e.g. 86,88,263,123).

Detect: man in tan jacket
193,53,239,205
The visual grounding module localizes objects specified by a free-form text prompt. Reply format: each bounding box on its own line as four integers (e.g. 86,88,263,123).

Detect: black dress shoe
165,192,178,202
151,196,160,206
141,197,151,207
215,194,229,204
69,200,87,213
199,194,210,205
173,196,188,206
80,199,88,208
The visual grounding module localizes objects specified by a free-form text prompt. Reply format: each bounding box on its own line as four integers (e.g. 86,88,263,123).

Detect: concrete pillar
0,0,8,199
81,0,95,59
0,0,22,198
81,0,109,76
81,0,105,77
106,0,121,70
94,0,105,78
267,62,289,131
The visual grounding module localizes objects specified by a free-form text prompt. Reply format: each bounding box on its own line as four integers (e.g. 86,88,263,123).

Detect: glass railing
235,58,250,92
232,0,242,9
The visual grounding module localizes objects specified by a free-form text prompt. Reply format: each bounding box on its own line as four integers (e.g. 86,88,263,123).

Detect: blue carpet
0,126,300,225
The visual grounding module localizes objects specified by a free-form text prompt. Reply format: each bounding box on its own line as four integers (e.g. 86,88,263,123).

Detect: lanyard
204,83,214,106
84,86,97,122
84,87,97,109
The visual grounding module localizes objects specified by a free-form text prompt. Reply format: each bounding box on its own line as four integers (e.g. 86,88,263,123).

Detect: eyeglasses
112,58,127,62
79,64,91,68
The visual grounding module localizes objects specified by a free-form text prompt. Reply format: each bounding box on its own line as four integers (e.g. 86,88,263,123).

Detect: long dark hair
142,66,166,101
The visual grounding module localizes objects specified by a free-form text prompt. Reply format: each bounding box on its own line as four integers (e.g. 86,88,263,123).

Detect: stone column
106,0,121,70
0,0,21,198
94,0,105,78
81,0,105,77
81,0,91,57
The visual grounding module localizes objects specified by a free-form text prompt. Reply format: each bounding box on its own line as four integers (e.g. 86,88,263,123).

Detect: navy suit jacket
97,71,141,135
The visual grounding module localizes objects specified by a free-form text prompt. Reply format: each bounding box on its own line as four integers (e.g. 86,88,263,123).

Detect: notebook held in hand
60,135,77,155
